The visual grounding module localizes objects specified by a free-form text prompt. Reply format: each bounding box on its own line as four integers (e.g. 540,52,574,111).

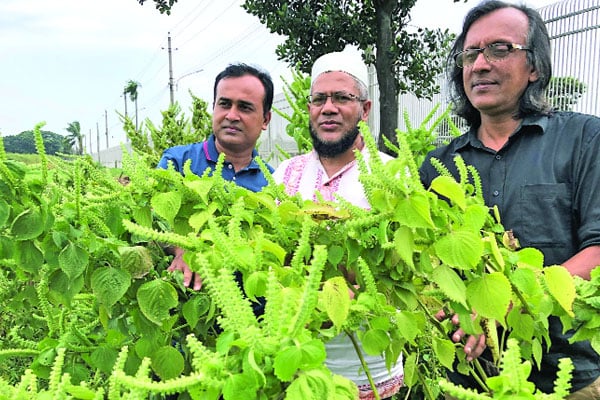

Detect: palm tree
65,121,83,155
124,80,142,130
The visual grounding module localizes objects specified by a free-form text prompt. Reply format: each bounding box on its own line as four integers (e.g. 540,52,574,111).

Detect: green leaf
91,267,131,308
59,242,89,280
222,372,258,400
137,279,178,326
132,206,152,228
431,265,467,307
361,329,389,355
151,191,182,225
119,245,153,279
327,245,344,267
274,345,302,382
462,204,489,231
434,230,483,270
322,277,350,329
16,240,44,274
432,336,456,370
151,346,184,380
430,175,466,210
393,226,415,269
182,294,211,328
402,352,418,387
299,339,327,368
466,272,512,322
394,192,435,228
0,198,9,228
544,266,575,317
90,346,118,374
10,208,44,240
285,369,332,400
516,247,545,269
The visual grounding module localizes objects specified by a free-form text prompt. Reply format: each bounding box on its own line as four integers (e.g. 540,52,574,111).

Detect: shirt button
227,164,233,169
232,176,236,180
495,155,502,160
493,190,500,196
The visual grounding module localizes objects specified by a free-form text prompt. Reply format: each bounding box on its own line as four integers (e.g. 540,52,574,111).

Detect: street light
175,68,204,91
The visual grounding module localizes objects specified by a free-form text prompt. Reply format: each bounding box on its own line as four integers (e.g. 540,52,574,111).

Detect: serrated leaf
137,279,178,326
132,206,152,228
402,352,418,387
466,272,511,322
322,277,350,329
119,245,153,279
222,372,258,400
327,245,344,267
91,267,131,307
274,346,302,382
151,191,182,225
59,242,89,280
434,230,483,270
285,369,332,400
16,240,44,274
361,329,389,355
0,198,9,228
90,346,118,374
394,192,435,228
516,247,545,269
151,346,184,380
431,265,467,307
393,226,415,269
299,339,326,368
432,336,456,370
544,266,575,317
462,204,489,231
10,208,44,240
430,175,466,210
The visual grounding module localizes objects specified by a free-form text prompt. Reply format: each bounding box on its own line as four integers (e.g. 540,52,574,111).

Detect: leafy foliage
546,76,587,112
122,94,212,167
0,111,597,399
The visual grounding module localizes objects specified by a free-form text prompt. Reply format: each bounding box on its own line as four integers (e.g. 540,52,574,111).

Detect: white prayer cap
310,46,369,89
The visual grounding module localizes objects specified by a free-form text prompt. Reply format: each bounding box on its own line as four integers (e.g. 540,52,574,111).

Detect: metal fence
260,0,599,163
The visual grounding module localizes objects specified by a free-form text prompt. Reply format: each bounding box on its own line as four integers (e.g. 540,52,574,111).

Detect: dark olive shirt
419,111,600,393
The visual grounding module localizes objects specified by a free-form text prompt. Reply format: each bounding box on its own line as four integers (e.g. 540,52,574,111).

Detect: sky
0,0,560,151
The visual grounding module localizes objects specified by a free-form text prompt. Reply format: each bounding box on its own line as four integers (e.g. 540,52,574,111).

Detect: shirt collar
457,113,549,151
205,134,262,170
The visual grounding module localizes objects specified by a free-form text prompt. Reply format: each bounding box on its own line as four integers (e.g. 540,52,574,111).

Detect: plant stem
345,329,381,400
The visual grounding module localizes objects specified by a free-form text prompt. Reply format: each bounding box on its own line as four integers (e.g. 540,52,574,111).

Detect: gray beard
309,124,360,158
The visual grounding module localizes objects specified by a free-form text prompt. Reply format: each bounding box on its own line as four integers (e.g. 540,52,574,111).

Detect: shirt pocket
519,183,572,247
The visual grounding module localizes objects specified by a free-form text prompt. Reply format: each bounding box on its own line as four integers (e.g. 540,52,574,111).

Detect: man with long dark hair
420,1,600,398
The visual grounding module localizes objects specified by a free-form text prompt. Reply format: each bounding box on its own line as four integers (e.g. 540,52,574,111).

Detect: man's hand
167,248,203,291
435,310,487,362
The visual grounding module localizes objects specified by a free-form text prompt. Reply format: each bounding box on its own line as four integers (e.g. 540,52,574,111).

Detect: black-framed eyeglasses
454,42,531,68
306,92,365,106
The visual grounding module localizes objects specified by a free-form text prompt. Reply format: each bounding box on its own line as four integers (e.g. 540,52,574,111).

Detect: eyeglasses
454,42,531,68
307,92,364,106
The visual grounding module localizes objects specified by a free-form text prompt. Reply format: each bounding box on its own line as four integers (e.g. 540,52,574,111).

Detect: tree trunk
374,0,399,154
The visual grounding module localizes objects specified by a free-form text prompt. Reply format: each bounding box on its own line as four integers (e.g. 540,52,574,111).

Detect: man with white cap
272,48,404,399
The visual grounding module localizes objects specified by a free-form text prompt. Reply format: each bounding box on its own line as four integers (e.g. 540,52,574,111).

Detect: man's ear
529,67,539,83
262,111,272,130
361,99,372,121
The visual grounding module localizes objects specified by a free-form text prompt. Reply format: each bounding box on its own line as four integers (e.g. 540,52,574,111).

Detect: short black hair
213,63,274,118
448,0,552,127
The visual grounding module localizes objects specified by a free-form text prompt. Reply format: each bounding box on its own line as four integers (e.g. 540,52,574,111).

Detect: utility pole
166,32,176,106
96,122,100,162
105,110,109,148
